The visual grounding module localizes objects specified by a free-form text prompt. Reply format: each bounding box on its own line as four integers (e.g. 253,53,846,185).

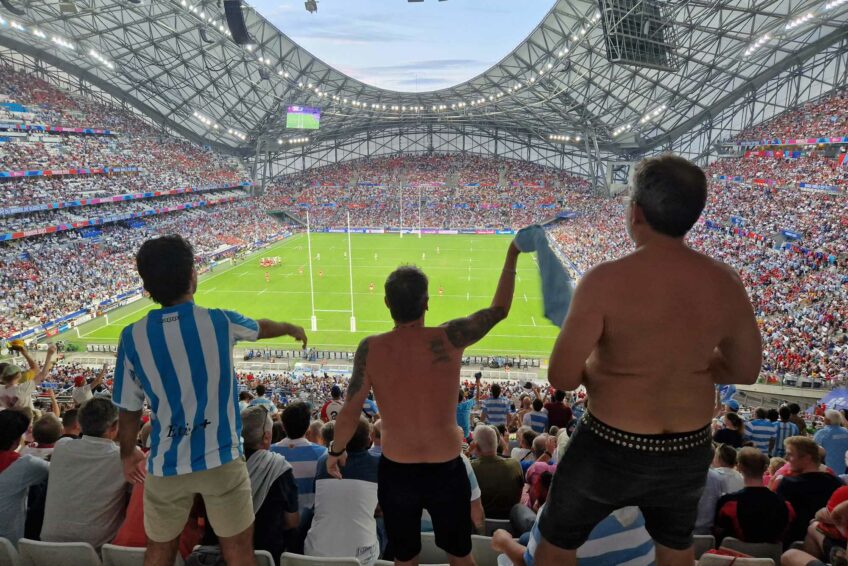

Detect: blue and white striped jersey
112,302,260,477
523,410,549,434
483,397,512,426
270,437,328,512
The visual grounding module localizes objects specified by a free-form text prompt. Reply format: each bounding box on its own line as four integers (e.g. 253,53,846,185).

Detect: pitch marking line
531,316,537,327
258,288,268,296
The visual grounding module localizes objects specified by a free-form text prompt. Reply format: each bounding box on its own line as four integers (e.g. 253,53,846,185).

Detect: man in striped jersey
482,383,512,427
523,398,549,434
272,400,327,515
113,235,307,566
745,408,778,456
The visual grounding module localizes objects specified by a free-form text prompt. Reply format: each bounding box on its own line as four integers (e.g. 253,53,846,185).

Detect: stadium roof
1,0,847,157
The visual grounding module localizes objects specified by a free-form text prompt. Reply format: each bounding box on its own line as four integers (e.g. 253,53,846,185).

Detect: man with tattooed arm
326,243,522,566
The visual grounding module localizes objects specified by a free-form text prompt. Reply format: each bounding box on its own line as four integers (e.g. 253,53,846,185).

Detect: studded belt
582,412,712,452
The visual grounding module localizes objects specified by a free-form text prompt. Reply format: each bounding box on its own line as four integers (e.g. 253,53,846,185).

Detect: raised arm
16,345,39,372
442,243,520,349
91,363,109,390
709,271,762,385
33,343,57,385
327,338,372,479
257,320,308,347
547,266,606,392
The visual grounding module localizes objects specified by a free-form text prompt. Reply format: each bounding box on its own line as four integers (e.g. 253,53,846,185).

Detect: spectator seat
419,532,449,564
253,550,274,566
100,544,184,566
719,537,783,565
470,535,500,566
0,538,21,566
484,518,512,537
17,539,100,566
280,553,360,565
698,556,773,566
693,535,716,559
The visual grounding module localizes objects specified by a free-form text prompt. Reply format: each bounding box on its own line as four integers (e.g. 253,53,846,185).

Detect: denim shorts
539,412,713,551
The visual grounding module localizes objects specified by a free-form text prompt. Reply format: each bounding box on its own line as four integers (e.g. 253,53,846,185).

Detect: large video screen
286,106,321,130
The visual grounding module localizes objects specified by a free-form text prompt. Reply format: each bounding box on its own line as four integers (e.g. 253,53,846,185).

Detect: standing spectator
112,235,307,566
471,424,523,520
202,406,299,564
0,343,56,410
319,385,344,423
41,398,129,549
714,412,745,448
775,406,800,458
0,410,48,545
60,409,81,440
362,394,380,422
271,400,327,514
72,363,107,406
249,385,277,415
788,404,809,436
543,390,572,430
482,383,512,427
326,247,521,566
714,447,794,544
238,391,252,412
814,410,848,474
541,155,761,566
776,436,844,546
456,374,481,439
745,408,778,455
305,417,380,565
523,398,549,434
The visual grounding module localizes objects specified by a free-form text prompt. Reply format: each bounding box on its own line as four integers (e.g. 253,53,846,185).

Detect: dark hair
521,428,538,448
788,403,801,415
238,391,252,401
62,408,79,430
631,155,707,237
554,390,566,402
755,407,767,420
458,390,465,403
0,410,30,451
491,384,502,398
256,384,266,397
136,235,195,306
384,266,428,323
271,421,285,444
321,421,335,447
779,406,791,422
766,408,779,422
33,414,62,445
737,447,768,477
281,401,311,439
347,418,372,452
715,443,738,467
78,397,118,437
724,413,743,429
532,398,543,412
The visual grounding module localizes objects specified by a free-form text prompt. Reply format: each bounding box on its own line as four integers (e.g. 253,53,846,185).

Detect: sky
247,0,556,92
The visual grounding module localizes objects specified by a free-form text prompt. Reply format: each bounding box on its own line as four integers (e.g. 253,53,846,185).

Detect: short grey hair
473,424,497,454
825,409,846,427
241,406,272,449
78,398,118,437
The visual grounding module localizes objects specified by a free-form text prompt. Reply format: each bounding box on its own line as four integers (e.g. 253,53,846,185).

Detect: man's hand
285,324,308,349
46,343,57,356
491,529,513,553
122,447,147,484
326,452,347,479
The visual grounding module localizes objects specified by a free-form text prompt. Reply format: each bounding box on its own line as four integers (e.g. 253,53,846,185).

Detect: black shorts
539,411,713,551
378,455,471,561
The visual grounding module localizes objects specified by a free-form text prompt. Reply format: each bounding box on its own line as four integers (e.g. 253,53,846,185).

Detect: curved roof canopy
1,0,846,155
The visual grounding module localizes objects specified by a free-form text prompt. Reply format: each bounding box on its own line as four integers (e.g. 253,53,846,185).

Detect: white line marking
466,291,470,300
531,316,537,327
523,293,528,303
206,287,216,293
258,288,268,295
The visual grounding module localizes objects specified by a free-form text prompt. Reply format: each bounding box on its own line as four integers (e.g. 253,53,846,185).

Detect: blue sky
248,0,555,92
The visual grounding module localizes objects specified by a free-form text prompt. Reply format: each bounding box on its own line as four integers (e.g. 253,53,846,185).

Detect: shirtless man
536,155,762,566
327,245,521,566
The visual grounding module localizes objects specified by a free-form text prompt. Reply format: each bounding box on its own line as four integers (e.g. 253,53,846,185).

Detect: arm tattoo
347,338,370,398
444,306,506,349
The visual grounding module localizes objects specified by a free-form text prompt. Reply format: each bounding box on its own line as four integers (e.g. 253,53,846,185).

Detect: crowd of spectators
733,89,848,140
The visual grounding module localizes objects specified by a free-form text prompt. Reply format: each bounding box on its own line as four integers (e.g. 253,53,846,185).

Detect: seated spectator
492,505,655,565
368,419,382,457
305,417,379,565
544,390,572,430
714,447,794,544
801,485,848,564
20,414,62,460
523,398,549,434
746,407,778,455
249,384,277,414
696,444,742,535
814,410,848,474
764,457,786,487
471,424,523,520
320,421,334,447
0,410,48,545
776,436,844,546
712,443,745,494
60,409,81,439
511,427,537,463
202,406,299,564
775,406,800,458
271,401,327,514
521,434,550,476
40,398,129,549
713,412,745,448
305,421,324,445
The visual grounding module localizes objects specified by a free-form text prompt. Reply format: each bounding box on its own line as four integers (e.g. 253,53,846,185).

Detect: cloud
393,77,449,86
275,14,414,44
359,59,489,74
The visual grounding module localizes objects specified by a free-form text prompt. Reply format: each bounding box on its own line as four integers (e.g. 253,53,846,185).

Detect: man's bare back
364,326,467,463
